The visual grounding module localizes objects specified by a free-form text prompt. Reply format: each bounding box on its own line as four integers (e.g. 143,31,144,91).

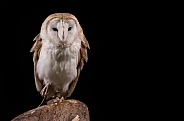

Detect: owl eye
68,27,72,31
52,28,58,31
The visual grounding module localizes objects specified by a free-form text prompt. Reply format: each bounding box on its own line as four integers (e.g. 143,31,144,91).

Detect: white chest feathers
36,42,80,93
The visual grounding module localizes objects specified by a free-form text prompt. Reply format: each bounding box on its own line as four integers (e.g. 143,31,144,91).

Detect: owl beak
60,39,67,46
61,38,65,43
58,35,65,44
62,36,65,42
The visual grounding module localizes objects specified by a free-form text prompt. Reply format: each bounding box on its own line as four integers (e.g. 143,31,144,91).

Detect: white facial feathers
41,18,78,47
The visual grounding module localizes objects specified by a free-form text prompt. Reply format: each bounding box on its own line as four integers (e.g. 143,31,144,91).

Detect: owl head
40,13,84,47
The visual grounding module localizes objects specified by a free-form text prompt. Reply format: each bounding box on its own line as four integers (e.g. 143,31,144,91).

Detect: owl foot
52,96,65,105
52,97,60,104
53,96,65,105
52,92,63,104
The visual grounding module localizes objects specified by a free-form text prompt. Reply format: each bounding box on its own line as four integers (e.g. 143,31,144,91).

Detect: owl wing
65,35,90,98
30,33,44,92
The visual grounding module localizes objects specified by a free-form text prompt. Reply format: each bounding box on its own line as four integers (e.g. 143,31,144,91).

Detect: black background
0,1,114,121
0,1,168,121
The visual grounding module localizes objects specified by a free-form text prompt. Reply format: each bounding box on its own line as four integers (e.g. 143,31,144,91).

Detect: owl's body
30,13,89,104
36,40,80,98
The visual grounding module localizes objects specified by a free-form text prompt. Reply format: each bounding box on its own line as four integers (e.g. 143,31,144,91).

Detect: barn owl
30,13,90,105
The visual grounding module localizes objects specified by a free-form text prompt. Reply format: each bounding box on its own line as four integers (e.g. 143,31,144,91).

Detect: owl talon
60,96,64,101
53,97,60,103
